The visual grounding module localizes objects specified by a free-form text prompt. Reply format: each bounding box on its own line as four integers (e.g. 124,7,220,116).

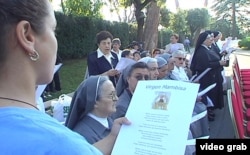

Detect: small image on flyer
152,91,171,110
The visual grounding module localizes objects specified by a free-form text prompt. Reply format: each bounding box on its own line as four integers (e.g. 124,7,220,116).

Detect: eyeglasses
176,57,186,61
133,75,149,81
105,91,118,101
149,67,158,71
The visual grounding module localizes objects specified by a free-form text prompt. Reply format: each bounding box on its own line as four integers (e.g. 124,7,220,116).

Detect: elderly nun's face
203,34,213,47
94,80,117,117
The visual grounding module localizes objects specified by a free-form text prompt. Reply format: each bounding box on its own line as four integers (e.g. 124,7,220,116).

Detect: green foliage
238,37,250,49
169,10,188,42
211,0,250,37
160,8,171,28
187,8,209,34
64,0,103,17
44,59,87,101
158,29,173,48
55,12,136,59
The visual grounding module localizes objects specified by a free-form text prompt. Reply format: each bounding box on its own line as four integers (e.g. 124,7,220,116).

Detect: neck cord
0,97,38,110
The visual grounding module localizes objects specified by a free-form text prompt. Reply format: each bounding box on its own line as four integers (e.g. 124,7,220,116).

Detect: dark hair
96,31,113,44
152,48,161,55
127,62,149,77
121,50,131,58
140,51,149,58
133,51,140,57
0,0,49,63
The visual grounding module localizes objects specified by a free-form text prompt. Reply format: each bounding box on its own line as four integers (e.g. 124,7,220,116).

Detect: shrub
238,37,250,49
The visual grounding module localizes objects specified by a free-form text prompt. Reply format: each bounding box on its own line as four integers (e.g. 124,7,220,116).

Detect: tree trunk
135,9,145,42
193,28,202,47
61,0,66,14
231,1,237,38
143,1,160,52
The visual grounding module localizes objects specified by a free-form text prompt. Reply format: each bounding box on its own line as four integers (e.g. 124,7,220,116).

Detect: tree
133,0,153,42
159,8,171,28
169,10,188,43
211,0,250,38
210,19,231,40
64,0,103,17
143,1,160,51
105,0,154,42
186,8,209,45
106,0,135,23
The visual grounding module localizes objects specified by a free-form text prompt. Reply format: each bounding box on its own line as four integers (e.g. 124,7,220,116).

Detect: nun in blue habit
65,75,117,144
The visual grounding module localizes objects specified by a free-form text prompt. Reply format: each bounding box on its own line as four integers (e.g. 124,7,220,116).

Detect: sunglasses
133,75,149,81
176,57,186,61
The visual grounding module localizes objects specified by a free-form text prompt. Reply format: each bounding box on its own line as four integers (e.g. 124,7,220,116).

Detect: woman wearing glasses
170,50,189,81
112,62,149,120
65,76,119,144
190,32,227,121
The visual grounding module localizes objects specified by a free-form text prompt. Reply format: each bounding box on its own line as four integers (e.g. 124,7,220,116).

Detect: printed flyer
111,80,199,155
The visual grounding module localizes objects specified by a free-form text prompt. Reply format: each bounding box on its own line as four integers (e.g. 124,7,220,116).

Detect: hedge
55,12,137,59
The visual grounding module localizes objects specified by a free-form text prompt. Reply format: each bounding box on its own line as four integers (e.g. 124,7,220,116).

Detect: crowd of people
67,31,229,154
0,0,231,154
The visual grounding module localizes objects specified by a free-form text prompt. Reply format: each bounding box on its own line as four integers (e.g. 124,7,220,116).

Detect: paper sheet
191,111,207,124
115,58,136,72
197,83,216,97
189,74,197,82
111,80,199,155
192,68,211,83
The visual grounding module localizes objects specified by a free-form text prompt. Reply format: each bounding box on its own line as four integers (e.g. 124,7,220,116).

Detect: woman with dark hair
65,76,118,144
121,49,134,59
0,0,129,154
87,31,120,87
190,32,227,121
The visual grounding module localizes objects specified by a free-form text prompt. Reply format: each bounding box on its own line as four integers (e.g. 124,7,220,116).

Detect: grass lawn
44,58,87,101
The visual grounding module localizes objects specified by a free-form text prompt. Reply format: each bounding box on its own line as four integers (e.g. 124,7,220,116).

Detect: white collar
97,48,114,59
87,113,109,128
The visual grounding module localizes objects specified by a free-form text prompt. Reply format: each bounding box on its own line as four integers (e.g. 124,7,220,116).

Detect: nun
65,76,118,144
190,32,227,121
111,62,149,120
155,57,169,80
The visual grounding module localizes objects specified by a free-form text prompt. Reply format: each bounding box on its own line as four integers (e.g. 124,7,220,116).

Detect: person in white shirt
170,50,189,81
165,34,185,54
111,38,122,60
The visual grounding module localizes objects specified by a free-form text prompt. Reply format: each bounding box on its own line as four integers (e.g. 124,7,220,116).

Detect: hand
107,69,119,76
110,117,131,137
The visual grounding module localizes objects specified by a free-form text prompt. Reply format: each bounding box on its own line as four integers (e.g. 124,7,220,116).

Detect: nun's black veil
190,32,209,73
